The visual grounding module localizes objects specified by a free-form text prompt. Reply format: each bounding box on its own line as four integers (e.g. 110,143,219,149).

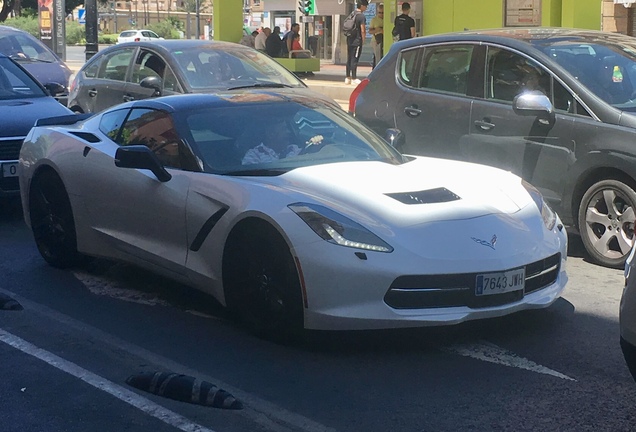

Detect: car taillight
134,37,140,41
69,74,77,93
348,78,369,114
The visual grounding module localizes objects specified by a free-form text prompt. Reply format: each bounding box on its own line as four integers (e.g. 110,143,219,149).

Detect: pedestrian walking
369,3,384,69
345,0,368,85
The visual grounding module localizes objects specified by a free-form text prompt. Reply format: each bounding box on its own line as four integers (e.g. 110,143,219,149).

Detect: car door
123,49,183,102
83,47,136,112
79,107,192,274
393,44,474,159
465,45,578,204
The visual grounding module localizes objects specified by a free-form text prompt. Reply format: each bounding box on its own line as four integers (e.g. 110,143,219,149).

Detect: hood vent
386,187,461,205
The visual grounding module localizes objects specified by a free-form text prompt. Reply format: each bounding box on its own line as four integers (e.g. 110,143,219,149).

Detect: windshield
179,102,405,174
0,57,46,100
170,46,306,90
0,33,57,63
539,39,636,111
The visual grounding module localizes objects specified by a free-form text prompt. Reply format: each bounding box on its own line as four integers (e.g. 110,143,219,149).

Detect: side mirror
140,76,163,97
513,92,555,125
384,128,405,149
115,145,172,182
43,82,66,96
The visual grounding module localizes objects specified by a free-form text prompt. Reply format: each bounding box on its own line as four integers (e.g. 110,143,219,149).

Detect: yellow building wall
562,0,602,29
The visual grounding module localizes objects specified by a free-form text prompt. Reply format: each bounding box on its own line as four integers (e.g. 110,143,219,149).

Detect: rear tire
577,179,636,268
29,171,85,268
223,223,304,342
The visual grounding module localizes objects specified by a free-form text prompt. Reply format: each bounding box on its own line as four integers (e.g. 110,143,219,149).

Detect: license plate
476,268,525,296
1,162,18,178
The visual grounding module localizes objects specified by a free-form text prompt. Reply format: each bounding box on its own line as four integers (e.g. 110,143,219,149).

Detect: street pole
195,0,200,39
85,0,98,60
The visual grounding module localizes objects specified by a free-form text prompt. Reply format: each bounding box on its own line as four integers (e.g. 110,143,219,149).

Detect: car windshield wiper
221,167,291,176
227,82,294,90
10,56,53,63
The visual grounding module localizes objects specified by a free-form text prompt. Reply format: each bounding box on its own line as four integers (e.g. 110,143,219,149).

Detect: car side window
99,109,130,140
83,58,101,78
486,47,551,103
418,45,472,95
131,51,166,83
98,48,135,81
396,48,420,88
117,108,196,170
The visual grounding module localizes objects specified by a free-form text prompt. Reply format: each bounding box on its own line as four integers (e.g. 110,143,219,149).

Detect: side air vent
385,187,461,205
70,132,101,143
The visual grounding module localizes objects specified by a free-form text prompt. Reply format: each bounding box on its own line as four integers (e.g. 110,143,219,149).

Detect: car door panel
394,44,474,158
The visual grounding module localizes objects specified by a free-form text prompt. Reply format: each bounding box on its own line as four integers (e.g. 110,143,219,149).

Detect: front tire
223,223,304,342
578,179,636,268
29,171,85,268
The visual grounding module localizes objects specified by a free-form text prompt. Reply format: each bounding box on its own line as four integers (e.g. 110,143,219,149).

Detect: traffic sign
78,9,85,24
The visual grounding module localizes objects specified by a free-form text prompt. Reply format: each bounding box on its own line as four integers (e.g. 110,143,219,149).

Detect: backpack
342,11,358,37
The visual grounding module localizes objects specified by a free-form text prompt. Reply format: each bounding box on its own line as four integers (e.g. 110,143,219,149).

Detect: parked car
0,25,72,106
19,92,567,340
352,28,636,268
117,29,163,44
621,245,636,383
67,39,334,114
0,53,71,198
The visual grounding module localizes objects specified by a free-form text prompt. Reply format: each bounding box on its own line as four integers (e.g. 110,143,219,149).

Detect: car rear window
119,31,137,37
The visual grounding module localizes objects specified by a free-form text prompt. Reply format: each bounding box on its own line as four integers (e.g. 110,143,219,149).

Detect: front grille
384,253,561,309
0,138,24,161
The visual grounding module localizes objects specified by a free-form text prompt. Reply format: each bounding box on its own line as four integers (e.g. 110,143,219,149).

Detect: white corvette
19,93,567,340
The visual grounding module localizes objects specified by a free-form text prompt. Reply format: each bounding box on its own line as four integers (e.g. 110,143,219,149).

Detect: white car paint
116,29,163,44
18,97,568,332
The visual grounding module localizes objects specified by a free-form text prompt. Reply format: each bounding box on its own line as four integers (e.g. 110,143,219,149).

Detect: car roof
395,27,636,51
122,92,331,113
0,25,30,35
110,39,244,50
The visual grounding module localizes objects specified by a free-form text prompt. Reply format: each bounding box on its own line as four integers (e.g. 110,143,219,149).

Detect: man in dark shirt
282,23,300,57
266,26,285,57
345,0,368,85
394,2,416,41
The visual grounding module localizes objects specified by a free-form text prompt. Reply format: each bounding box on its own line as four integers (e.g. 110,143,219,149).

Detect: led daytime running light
323,225,391,252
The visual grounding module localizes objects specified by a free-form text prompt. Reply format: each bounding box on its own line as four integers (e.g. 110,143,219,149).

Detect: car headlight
522,180,556,230
289,203,393,252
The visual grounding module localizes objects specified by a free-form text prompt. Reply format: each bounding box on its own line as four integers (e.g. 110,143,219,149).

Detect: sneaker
352,78,362,85
344,77,352,85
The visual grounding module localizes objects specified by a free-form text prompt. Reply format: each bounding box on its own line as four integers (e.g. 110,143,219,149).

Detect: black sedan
67,39,333,114
0,53,71,198
0,25,72,106
352,28,636,268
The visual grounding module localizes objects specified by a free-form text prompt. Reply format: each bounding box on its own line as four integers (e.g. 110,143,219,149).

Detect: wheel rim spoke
616,230,634,255
585,207,609,226
602,189,619,218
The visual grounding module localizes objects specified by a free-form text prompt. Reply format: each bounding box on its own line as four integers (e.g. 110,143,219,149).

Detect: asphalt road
0,198,635,432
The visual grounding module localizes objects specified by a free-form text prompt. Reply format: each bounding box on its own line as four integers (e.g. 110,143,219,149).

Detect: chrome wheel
579,179,636,268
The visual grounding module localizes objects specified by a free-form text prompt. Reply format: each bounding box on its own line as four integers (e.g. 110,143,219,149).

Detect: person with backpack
344,0,368,85
393,2,416,41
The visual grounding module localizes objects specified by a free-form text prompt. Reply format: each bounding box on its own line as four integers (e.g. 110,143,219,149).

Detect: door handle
88,89,97,97
404,105,422,117
123,95,135,102
474,119,495,131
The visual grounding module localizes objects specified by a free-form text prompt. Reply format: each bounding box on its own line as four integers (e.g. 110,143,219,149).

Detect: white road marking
0,287,337,432
0,328,215,432
442,340,576,381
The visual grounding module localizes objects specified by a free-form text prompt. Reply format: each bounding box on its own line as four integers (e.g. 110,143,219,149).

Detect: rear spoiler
35,113,93,127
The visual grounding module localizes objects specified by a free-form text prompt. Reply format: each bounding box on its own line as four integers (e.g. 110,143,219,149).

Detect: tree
18,0,84,16
0,0,17,22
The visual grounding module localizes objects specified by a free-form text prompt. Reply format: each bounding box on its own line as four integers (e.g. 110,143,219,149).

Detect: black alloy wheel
578,179,636,268
224,225,304,342
29,171,85,268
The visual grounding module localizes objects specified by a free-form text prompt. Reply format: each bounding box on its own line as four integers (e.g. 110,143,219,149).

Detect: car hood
273,156,534,227
0,97,71,137
18,61,71,87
